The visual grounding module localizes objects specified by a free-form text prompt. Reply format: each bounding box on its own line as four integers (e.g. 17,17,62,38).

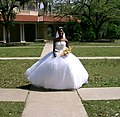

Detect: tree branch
83,9,96,29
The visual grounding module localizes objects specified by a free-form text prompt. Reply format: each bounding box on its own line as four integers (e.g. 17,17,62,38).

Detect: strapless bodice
55,41,66,51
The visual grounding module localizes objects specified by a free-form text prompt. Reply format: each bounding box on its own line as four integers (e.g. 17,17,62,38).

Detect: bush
80,17,96,41
106,23,120,39
81,28,96,41
65,20,81,41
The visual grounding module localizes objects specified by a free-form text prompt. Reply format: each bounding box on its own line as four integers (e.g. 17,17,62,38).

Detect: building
0,11,68,43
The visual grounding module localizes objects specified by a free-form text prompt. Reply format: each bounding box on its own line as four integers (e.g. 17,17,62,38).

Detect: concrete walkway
0,42,120,117
0,87,120,117
40,42,53,58
0,56,120,60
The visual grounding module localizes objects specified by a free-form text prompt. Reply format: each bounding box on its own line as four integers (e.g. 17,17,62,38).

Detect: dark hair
57,27,64,34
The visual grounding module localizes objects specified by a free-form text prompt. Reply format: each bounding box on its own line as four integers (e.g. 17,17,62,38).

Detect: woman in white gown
25,27,89,90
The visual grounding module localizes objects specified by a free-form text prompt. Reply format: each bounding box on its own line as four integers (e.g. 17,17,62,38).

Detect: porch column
3,26,6,43
20,24,25,42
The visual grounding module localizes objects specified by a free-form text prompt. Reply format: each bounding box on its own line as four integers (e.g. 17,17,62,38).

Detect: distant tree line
53,0,120,41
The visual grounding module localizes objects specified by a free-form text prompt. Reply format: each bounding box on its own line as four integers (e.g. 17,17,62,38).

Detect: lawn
69,41,120,57
0,102,25,117
0,59,120,88
69,40,120,46
1,46,120,57
82,100,120,117
0,47,43,57
71,47,120,57
0,41,120,57
0,42,44,57
0,41,120,117
81,59,120,88
0,60,37,88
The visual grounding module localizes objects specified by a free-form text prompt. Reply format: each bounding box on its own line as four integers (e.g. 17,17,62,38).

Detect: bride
24,27,89,90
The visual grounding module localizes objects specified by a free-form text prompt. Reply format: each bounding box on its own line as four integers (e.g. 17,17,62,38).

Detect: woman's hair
56,27,66,39
53,26,69,57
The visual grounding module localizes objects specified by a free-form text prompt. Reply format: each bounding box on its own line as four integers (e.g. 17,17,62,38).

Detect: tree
0,0,29,43
65,20,82,41
106,20,120,39
52,0,120,40
52,0,75,16
73,0,120,39
37,0,53,15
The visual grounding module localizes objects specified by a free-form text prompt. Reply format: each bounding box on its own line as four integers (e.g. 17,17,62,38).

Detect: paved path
0,57,40,60
40,42,53,58
0,56,120,60
22,90,88,117
0,88,28,102
0,42,120,117
1,87,120,117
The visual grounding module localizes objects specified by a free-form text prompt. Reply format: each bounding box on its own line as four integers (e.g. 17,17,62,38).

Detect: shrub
81,28,96,41
65,20,81,41
80,17,96,41
106,23,120,39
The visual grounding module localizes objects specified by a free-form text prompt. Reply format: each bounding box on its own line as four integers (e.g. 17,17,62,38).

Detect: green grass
71,47,120,57
69,40,120,46
82,100,120,117
1,41,120,57
81,59,120,88
3,46,118,58
0,46,43,57
0,60,37,88
0,42,119,117
0,102,25,117
0,59,120,88
0,42,45,57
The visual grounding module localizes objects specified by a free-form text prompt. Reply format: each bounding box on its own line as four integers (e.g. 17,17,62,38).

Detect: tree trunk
5,24,10,43
95,31,99,40
43,1,48,15
94,28,99,40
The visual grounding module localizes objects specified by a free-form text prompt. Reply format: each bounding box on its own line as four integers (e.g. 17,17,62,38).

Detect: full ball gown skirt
25,42,89,90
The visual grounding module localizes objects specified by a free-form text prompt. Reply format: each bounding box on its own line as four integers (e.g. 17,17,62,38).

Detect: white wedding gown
25,41,89,90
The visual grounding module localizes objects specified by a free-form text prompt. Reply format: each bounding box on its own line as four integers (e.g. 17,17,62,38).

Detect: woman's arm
65,39,69,48
53,39,56,57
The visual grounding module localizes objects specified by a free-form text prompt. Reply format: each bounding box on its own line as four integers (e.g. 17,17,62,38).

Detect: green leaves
72,0,120,39
0,0,27,43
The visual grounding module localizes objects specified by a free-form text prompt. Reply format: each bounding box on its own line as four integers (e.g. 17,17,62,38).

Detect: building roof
15,15,38,22
41,16,68,22
0,14,68,23
15,15,68,22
